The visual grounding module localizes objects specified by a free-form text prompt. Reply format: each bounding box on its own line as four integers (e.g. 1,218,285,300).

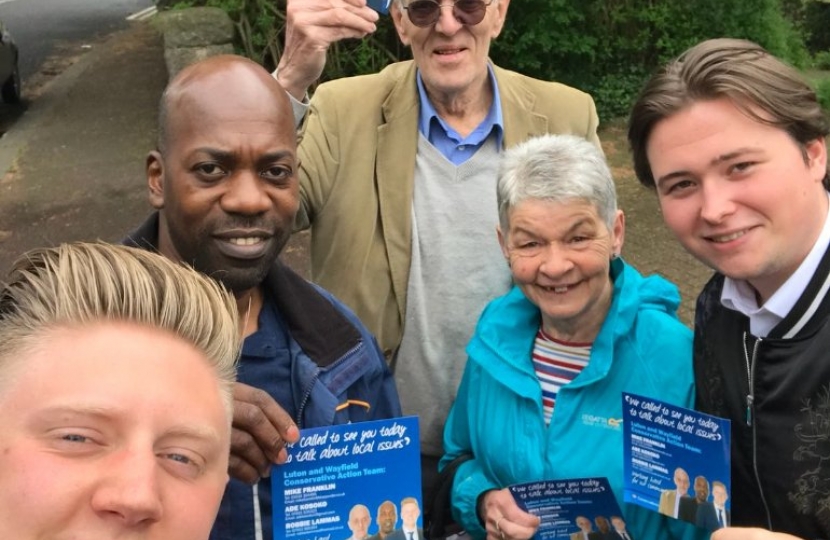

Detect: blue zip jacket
442,259,707,540
124,214,402,540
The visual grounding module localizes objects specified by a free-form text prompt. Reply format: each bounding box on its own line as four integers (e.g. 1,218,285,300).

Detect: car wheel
2,61,20,104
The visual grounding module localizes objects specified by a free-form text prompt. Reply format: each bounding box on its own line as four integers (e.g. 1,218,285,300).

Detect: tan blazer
658,489,680,517
296,60,600,359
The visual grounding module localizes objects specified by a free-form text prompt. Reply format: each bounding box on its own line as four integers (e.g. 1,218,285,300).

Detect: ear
805,137,828,184
491,0,510,38
496,225,510,260
611,210,625,256
390,2,411,46
147,150,166,210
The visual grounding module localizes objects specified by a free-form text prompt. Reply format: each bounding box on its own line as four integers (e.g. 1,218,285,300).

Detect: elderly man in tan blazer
273,0,601,516
659,467,692,518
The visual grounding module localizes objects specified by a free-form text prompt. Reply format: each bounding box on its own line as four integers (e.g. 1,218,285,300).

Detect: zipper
741,331,773,530
295,370,321,429
742,332,760,427
295,341,364,426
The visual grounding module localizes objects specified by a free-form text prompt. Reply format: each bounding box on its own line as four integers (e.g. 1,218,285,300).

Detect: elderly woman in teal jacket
441,135,706,540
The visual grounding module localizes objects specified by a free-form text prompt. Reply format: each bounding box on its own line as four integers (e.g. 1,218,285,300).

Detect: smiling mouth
228,237,265,246
214,234,273,260
707,229,748,243
540,285,571,293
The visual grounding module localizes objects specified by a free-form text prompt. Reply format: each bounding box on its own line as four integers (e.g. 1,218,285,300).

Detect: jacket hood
466,258,682,396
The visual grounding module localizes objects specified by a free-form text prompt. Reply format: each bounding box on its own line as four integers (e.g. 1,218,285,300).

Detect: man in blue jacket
124,54,402,540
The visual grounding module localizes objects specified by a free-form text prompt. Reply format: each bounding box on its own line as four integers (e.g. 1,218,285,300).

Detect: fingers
229,382,299,484
492,515,539,540
288,0,379,36
483,489,541,540
279,0,380,97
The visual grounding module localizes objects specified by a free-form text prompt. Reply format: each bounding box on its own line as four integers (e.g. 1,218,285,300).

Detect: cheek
163,476,227,538
658,198,695,238
0,445,84,531
508,256,538,283
266,184,299,215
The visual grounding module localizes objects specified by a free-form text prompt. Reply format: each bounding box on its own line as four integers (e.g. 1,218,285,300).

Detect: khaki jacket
296,60,600,359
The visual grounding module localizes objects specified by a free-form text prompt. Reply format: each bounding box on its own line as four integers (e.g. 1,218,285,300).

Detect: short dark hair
628,38,829,189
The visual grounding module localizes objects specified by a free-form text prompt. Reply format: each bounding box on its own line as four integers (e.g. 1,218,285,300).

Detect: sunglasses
403,0,495,27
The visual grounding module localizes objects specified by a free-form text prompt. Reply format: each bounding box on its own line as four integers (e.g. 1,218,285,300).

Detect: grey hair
497,134,617,233
0,242,240,417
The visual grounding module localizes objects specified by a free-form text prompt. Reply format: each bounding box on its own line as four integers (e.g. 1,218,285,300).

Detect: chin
217,266,272,293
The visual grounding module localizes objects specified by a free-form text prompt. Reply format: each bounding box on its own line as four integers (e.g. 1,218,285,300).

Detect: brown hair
628,38,829,189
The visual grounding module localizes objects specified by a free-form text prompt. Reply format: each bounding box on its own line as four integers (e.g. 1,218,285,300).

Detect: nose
538,243,574,277
91,448,164,526
221,171,271,216
699,178,735,224
434,3,463,34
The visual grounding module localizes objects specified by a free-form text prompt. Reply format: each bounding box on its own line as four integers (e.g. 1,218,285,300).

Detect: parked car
0,19,19,103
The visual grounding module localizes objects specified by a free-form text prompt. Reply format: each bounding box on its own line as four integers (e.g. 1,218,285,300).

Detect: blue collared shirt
416,64,504,165
211,298,290,540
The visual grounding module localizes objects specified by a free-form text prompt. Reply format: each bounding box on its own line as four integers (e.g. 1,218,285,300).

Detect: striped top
532,327,592,425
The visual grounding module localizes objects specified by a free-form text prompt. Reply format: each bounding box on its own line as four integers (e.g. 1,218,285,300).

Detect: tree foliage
488,0,808,117
166,0,813,119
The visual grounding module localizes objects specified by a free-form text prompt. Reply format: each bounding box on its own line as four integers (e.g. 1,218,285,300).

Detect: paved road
0,0,153,82
0,22,166,275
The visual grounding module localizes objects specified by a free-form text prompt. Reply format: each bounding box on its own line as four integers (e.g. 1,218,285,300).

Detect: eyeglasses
403,0,495,27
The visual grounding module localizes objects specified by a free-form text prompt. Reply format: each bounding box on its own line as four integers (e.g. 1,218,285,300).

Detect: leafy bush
817,78,830,112
166,0,405,75
815,51,830,70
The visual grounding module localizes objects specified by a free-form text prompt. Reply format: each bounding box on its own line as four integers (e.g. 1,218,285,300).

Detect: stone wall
154,7,235,78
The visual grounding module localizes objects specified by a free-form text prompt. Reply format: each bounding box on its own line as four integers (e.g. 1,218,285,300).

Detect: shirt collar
722,191,830,336
416,63,503,147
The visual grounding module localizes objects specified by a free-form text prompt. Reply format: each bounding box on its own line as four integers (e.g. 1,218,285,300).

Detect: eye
518,241,539,249
48,429,103,454
662,178,696,196
194,162,226,180
61,433,89,443
159,449,205,478
728,161,755,175
261,164,294,184
164,453,193,465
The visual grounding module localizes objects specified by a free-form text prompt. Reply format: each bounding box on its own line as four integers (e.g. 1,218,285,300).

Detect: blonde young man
0,242,240,539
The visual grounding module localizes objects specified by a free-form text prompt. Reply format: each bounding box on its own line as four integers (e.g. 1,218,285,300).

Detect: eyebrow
191,147,295,163
655,147,763,188
161,425,223,445
509,216,596,237
35,404,121,421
